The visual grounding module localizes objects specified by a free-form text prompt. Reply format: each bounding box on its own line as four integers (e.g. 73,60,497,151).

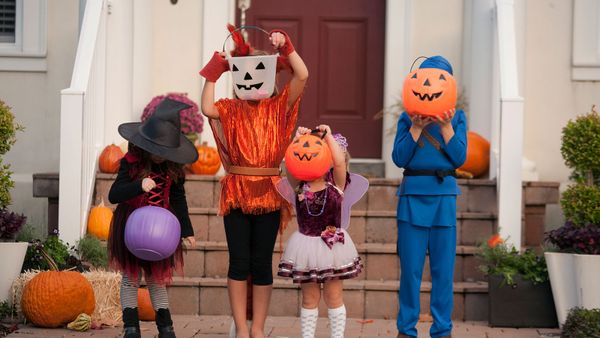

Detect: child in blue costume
392,56,467,338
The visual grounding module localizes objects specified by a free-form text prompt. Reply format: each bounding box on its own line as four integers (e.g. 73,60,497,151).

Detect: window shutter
0,0,16,43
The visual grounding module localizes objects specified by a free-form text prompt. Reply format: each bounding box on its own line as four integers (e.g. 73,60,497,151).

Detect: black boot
156,308,176,338
122,308,141,338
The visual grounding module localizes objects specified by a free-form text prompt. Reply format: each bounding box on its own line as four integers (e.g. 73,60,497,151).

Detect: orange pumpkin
284,133,333,181
190,142,221,175
87,200,113,240
459,131,490,178
21,271,96,328
402,68,457,118
99,144,124,173
137,288,156,321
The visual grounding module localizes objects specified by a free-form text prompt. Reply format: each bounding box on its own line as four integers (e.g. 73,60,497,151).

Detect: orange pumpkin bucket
284,130,333,181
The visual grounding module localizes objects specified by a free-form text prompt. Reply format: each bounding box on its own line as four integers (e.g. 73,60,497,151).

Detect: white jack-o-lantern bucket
223,26,278,101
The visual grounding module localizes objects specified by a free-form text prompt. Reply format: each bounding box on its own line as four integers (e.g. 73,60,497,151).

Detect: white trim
0,0,47,72
382,0,411,178
0,56,45,71
572,0,600,81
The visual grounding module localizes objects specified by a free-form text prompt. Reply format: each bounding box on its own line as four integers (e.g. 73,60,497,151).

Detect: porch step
165,277,489,321
187,208,497,247
182,242,486,283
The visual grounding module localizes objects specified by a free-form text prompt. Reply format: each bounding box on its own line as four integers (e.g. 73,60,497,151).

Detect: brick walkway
8,315,561,338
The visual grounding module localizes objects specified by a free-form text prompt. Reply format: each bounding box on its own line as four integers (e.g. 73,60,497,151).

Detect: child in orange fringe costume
199,24,308,338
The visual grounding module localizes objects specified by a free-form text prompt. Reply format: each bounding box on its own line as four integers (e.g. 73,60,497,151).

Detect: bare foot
250,328,266,338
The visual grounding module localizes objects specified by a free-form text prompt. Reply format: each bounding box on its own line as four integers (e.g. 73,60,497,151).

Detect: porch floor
8,315,561,338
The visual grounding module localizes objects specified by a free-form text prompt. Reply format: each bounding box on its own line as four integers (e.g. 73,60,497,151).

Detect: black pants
224,209,280,285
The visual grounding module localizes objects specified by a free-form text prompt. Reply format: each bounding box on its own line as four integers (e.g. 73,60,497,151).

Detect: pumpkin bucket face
190,142,221,175
284,134,333,181
228,54,277,101
402,68,457,118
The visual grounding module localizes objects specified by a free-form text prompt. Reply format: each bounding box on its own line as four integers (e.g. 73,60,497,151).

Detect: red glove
270,29,295,56
199,52,229,82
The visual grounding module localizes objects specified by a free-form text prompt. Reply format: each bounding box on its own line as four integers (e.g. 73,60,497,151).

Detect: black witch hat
118,98,199,164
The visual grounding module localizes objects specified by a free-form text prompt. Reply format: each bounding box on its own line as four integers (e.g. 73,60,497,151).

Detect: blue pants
397,221,456,338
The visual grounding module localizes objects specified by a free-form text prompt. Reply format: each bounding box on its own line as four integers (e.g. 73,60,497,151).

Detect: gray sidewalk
8,315,561,338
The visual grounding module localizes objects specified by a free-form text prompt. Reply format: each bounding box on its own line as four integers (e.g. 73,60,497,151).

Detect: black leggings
224,209,280,285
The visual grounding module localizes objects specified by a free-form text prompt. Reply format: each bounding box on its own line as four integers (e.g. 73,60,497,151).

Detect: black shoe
158,325,176,338
156,308,176,338
123,326,141,338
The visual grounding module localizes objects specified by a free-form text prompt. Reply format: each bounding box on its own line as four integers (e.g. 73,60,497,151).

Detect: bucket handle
222,25,272,57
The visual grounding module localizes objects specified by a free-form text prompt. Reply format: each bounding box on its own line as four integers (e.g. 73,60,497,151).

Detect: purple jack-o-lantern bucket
124,206,181,261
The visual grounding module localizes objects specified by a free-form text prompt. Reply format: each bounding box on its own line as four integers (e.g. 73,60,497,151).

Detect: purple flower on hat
333,133,348,152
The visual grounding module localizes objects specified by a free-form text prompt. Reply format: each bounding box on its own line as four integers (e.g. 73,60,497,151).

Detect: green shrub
560,184,600,227
561,108,600,181
0,101,23,156
22,236,70,271
562,307,600,338
14,224,36,243
76,235,108,268
478,235,549,285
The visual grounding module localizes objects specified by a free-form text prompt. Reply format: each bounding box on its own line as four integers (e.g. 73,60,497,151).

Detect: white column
382,0,412,178
495,0,524,248
200,0,235,149
132,0,153,121
104,0,134,145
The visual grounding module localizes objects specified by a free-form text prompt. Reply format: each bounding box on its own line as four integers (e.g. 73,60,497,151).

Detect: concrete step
165,277,489,321
182,242,486,283
187,208,498,247
94,174,505,215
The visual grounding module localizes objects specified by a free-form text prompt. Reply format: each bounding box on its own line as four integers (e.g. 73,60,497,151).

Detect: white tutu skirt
277,229,362,283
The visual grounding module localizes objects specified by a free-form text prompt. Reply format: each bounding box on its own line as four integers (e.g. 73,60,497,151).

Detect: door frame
201,0,412,178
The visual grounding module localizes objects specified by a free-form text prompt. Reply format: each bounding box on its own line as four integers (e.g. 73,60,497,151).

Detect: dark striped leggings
120,273,169,310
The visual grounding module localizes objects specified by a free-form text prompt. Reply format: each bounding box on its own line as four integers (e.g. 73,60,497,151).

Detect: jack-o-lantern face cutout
402,68,457,118
228,54,278,101
284,134,333,181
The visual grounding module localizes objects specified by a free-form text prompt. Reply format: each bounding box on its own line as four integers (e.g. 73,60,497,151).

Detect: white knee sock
301,307,319,338
328,305,346,338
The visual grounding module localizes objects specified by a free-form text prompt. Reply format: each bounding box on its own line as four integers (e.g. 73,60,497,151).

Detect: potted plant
545,105,600,326
478,234,558,327
0,100,27,303
561,307,600,338
0,209,28,302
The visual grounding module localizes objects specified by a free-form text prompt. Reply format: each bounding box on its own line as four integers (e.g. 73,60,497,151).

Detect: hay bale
82,270,122,326
11,269,123,326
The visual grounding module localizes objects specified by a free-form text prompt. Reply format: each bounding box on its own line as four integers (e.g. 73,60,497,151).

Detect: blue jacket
392,110,468,226
392,110,467,196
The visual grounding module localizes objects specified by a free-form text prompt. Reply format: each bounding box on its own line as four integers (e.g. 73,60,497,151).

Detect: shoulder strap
418,129,453,163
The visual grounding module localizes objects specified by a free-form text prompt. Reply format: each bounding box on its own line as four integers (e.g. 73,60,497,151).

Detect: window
0,0,47,71
572,0,600,81
0,0,16,43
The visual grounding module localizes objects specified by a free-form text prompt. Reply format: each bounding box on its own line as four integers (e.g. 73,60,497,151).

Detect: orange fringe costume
209,84,301,223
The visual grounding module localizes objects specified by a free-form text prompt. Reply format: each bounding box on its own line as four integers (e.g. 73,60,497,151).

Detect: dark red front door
239,0,386,158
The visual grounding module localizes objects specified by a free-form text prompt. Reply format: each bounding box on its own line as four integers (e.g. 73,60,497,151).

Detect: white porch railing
492,0,524,248
58,0,107,246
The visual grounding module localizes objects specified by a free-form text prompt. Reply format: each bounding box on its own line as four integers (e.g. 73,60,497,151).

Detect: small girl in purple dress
277,124,365,338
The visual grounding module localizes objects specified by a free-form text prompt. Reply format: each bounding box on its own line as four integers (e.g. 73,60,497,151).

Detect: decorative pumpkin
402,67,457,118
284,133,333,181
67,313,92,331
87,200,113,240
21,271,96,328
459,131,490,178
190,142,221,175
137,288,156,321
125,206,181,261
99,144,124,173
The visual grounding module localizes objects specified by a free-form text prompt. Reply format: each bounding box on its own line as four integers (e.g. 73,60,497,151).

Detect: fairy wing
341,173,369,229
275,177,297,208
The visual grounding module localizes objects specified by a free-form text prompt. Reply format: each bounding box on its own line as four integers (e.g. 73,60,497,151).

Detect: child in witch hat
107,98,198,338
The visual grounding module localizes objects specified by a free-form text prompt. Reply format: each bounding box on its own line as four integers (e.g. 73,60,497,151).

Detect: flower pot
545,252,578,326
0,242,28,302
488,274,558,327
574,254,600,309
